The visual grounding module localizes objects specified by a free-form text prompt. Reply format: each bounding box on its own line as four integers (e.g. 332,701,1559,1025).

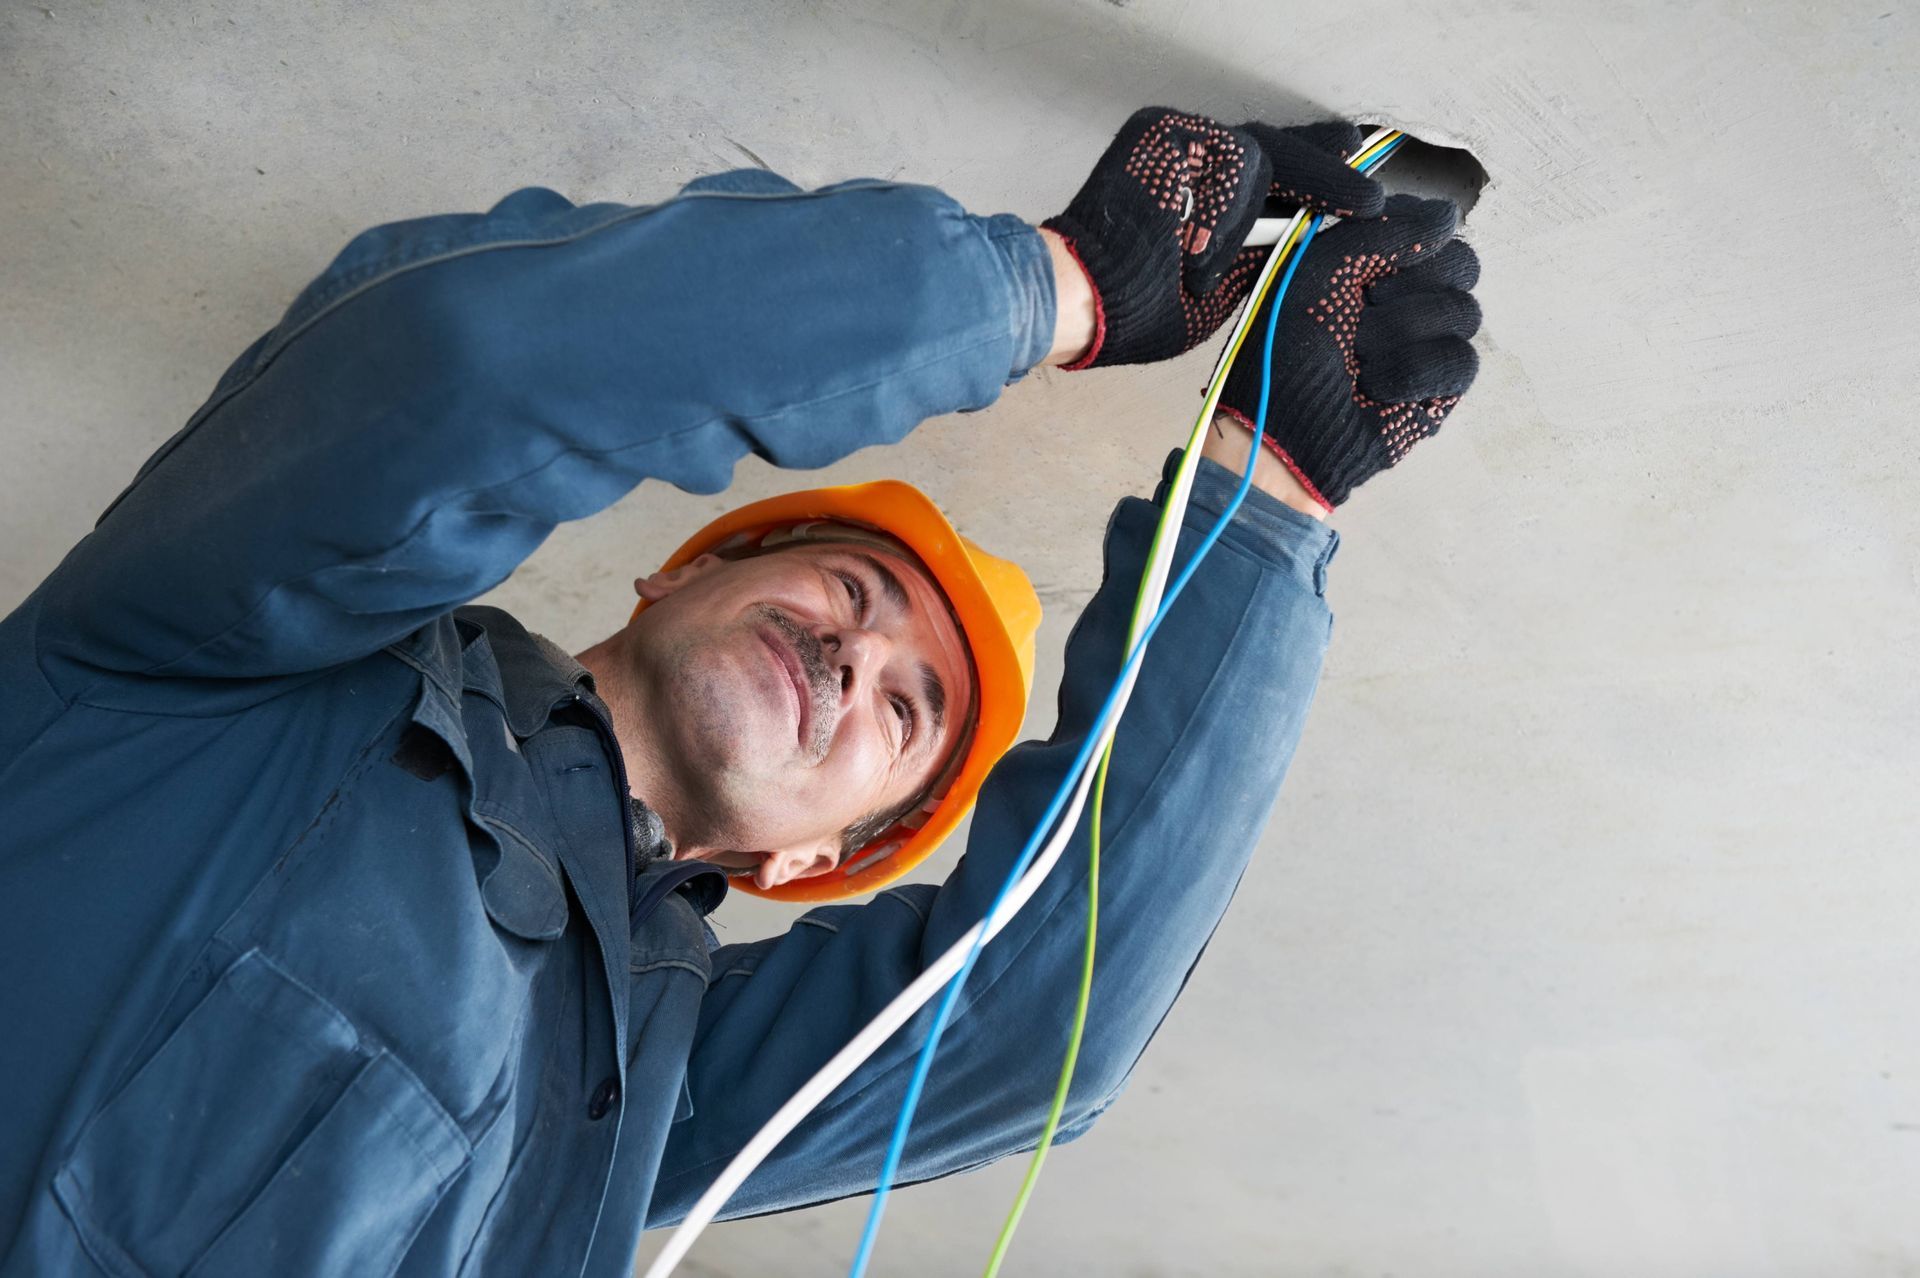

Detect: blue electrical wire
846,210,1333,1277
851,139,1405,1273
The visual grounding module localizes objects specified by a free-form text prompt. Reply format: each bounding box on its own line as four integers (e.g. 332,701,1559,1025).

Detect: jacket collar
454,604,727,920
454,604,595,737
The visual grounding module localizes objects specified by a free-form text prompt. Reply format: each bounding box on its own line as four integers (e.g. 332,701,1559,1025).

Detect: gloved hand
1218,194,1481,508
1045,108,1383,369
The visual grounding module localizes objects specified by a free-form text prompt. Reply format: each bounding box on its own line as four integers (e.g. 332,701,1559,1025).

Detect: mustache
754,605,836,754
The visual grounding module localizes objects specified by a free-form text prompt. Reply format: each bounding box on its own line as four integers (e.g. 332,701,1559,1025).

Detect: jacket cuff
982,215,1056,382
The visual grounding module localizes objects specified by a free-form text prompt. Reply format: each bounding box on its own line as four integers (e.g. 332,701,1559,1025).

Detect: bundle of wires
641,127,1404,1278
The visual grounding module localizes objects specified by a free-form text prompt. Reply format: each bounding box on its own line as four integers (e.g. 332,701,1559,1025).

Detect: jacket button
587,1076,620,1121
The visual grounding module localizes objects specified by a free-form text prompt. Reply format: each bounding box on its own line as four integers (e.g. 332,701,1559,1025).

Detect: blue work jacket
0,171,1340,1276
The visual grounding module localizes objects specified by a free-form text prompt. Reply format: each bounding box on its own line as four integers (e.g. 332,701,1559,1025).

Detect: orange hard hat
629,480,1040,903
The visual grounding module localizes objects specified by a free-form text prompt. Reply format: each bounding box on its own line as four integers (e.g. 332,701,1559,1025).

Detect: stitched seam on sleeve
630,958,712,980
246,182,941,407
96,182,953,516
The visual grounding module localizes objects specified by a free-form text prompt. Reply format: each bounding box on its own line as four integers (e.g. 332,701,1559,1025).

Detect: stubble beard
652,604,838,850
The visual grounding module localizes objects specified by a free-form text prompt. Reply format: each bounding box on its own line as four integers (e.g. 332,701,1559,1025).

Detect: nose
816,624,892,706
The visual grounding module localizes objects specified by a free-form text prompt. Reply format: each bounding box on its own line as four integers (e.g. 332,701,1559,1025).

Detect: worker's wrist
1151,447,1340,598
1199,411,1332,521
1038,227,1098,367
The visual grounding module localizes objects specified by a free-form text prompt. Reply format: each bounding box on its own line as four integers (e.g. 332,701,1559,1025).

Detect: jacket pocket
53,949,470,1278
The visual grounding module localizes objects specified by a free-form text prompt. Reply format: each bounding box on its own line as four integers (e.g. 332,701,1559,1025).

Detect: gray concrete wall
5,1,1916,1274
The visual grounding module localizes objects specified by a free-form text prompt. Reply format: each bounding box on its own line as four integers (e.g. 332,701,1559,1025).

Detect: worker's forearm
1201,411,1333,521
35,173,1056,692
652,451,1337,1222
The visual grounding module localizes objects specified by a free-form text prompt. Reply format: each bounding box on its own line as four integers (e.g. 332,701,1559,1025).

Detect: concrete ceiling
5,1,1917,1273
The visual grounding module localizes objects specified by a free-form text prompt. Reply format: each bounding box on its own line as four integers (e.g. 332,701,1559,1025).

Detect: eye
835,570,867,618
889,694,915,747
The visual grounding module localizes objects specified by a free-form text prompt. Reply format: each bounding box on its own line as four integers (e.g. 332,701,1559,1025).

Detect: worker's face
626,543,973,889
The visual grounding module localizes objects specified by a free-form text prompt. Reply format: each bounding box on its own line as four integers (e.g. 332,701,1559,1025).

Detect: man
0,108,1480,1275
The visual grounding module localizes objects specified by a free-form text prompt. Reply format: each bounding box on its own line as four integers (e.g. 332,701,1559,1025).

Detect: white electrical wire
640,449,1198,1278
642,129,1394,1278
1244,215,1298,247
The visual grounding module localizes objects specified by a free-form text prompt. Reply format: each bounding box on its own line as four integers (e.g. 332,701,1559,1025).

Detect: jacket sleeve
649,451,1339,1225
28,172,1054,694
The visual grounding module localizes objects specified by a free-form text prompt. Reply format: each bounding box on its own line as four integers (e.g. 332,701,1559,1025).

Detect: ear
634,552,727,602
753,839,841,891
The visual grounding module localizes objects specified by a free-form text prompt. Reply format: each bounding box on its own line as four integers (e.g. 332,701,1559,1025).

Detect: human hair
838,795,925,865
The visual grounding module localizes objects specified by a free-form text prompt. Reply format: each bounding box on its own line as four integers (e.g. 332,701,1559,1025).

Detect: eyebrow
918,660,948,744
853,552,912,613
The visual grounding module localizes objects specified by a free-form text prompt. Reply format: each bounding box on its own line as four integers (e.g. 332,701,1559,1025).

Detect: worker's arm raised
26,174,1057,695
650,454,1336,1223
647,196,1480,1225
20,106,1371,700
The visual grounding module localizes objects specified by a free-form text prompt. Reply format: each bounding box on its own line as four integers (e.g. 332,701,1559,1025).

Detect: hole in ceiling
1370,132,1487,217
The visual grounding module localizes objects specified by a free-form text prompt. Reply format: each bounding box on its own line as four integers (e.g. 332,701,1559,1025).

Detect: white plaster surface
4,1,1918,1274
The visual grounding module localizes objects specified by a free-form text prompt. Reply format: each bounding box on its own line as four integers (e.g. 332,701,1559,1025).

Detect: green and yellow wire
982,129,1402,1277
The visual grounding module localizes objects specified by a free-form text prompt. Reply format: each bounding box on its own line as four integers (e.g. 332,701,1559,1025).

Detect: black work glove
1045,109,1383,369
1219,194,1481,507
